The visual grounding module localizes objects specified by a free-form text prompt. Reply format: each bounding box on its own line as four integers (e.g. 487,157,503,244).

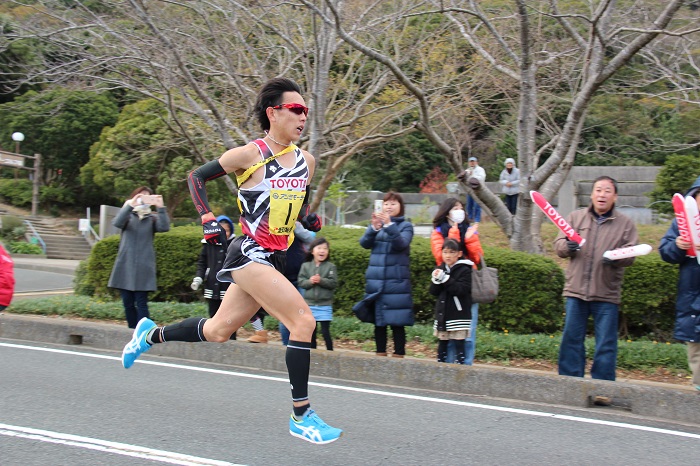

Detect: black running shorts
217,235,287,283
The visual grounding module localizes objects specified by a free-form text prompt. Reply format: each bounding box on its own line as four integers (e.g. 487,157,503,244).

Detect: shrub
478,247,565,334
8,241,43,255
0,215,25,240
40,183,77,206
73,260,94,296
648,154,700,215
12,226,26,240
0,179,32,206
620,254,678,340
84,225,202,302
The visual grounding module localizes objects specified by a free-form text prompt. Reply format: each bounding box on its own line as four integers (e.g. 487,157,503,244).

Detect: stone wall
321,166,661,226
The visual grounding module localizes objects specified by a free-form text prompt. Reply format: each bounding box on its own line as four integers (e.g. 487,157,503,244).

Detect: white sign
78,218,90,232
0,152,24,168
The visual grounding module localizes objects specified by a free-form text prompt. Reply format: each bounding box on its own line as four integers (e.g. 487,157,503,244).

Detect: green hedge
320,228,566,334
76,225,680,339
80,225,202,302
620,254,679,341
476,247,566,334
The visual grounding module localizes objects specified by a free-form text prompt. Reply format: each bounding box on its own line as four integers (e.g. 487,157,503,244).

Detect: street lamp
11,132,24,154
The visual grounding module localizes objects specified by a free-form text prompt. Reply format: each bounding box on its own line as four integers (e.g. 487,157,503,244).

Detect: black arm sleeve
297,187,313,220
188,160,227,217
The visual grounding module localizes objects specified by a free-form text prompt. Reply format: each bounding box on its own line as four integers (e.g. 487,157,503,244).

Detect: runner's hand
202,219,224,245
300,206,322,232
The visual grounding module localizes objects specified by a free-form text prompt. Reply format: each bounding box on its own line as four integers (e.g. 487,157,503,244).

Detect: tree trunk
509,0,541,253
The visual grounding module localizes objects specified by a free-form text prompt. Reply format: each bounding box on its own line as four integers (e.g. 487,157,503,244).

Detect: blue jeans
466,196,481,222
558,297,619,381
447,303,478,365
279,322,290,346
120,289,149,329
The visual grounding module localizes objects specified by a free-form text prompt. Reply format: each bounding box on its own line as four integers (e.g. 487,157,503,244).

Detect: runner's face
590,179,617,215
271,91,307,142
383,199,401,217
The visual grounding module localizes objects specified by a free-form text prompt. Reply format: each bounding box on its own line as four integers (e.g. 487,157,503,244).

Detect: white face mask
449,209,466,224
133,203,151,220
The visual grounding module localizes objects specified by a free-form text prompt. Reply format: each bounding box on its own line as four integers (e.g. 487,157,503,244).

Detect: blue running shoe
122,317,156,368
289,409,343,444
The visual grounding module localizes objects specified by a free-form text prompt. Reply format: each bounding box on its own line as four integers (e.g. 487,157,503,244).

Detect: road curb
1,313,698,426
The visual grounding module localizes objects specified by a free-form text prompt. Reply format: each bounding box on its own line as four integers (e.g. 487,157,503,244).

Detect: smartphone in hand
140,194,159,204
374,200,383,214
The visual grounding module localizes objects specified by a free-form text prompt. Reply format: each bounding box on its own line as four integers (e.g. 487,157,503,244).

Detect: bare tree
3,0,421,209
308,0,697,252
5,1,696,234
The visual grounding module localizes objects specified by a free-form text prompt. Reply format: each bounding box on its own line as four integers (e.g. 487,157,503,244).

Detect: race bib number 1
268,190,305,235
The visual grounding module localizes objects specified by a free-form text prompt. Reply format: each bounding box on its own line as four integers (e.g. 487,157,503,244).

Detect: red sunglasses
271,103,309,116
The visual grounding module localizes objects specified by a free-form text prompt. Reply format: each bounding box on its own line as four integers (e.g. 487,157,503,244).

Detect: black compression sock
160,317,208,342
286,340,312,405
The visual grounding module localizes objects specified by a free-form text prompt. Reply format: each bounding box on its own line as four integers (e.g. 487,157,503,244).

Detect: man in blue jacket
659,175,700,392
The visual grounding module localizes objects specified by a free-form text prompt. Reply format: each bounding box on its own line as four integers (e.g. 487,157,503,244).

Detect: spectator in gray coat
499,158,520,214
108,186,170,328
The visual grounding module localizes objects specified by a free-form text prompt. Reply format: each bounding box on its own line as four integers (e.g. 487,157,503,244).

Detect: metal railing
80,208,101,246
23,219,47,254
83,223,101,246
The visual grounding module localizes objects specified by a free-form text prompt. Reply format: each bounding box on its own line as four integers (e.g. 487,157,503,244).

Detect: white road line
2,342,699,441
0,423,241,466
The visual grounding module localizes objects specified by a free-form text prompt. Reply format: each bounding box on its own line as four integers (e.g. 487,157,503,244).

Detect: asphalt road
13,267,74,295
2,339,699,466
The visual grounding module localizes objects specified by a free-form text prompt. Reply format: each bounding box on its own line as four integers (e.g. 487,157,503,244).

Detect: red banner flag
530,191,585,246
684,194,700,264
672,193,696,257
